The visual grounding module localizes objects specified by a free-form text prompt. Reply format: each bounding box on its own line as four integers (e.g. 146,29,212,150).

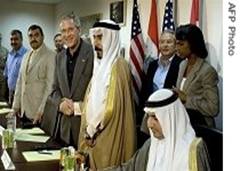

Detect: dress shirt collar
158,54,174,67
10,46,27,56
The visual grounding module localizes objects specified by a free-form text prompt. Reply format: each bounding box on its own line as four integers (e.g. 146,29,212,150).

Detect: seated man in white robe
99,88,210,171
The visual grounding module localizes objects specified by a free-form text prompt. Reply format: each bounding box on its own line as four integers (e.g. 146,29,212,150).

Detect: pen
38,150,53,155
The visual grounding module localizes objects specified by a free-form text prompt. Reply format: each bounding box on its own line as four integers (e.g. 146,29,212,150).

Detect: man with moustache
42,14,93,148
4,30,27,106
12,25,56,124
77,20,136,170
53,33,64,53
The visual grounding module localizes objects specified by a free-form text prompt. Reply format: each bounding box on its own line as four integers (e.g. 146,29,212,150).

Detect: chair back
194,125,223,171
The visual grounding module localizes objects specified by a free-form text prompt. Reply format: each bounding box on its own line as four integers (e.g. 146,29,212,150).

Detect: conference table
0,110,62,171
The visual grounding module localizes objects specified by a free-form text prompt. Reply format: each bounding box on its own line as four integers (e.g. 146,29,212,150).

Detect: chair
194,125,223,171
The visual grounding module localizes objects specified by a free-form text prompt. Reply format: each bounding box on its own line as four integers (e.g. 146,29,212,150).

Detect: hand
172,87,187,103
75,152,87,165
85,138,96,148
59,98,74,116
75,151,89,171
33,112,43,124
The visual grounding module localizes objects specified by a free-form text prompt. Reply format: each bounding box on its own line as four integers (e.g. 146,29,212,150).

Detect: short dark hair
11,29,23,40
175,24,208,59
54,33,61,40
28,24,44,37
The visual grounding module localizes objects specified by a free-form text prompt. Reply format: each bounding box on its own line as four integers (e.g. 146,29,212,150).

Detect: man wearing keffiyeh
99,89,210,171
77,20,136,171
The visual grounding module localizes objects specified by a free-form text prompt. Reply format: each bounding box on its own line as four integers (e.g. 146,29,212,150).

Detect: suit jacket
42,39,93,147
13,44,56,119
141,55,182,105
176,58,219,127
144,54,182,92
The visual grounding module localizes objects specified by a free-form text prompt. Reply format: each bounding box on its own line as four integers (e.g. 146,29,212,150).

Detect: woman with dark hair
173,24,219,128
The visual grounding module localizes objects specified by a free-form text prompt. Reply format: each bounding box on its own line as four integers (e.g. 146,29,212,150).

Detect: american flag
129,0,145,105
162,0,175,31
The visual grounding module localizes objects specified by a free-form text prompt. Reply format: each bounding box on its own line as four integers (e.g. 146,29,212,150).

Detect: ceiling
17,0,64,4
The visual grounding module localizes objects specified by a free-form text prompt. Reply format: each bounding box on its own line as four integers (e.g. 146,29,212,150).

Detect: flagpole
174,0,178,27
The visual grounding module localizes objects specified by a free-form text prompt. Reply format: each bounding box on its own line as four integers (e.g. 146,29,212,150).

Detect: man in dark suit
142,30,182,104
139,30,182,146
41,14,93,148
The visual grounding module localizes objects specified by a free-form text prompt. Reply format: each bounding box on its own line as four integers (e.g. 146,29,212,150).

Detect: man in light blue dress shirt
4,30,27,106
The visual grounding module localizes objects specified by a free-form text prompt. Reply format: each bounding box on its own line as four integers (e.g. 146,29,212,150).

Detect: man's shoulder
81,39,93,52
172,54,183,63
115,57,128,66
40,44,56,57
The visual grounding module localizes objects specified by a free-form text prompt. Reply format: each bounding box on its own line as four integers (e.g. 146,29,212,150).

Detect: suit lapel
183,58,204,91
27,44,47,73
61,53,71,95
70,42,87,96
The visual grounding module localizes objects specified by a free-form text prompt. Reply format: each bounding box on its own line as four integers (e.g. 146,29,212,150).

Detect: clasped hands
59,98,74,116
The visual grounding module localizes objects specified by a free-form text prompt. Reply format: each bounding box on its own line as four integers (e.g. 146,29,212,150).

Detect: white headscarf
144,89,195,171
86,20,121,137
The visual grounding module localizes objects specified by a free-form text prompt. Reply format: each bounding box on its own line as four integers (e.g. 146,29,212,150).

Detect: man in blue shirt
4,30,27,106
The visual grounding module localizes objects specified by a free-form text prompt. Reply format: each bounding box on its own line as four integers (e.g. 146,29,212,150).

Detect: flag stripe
129,0,145,104
148,0,159,51
190,0,199,25
146,0,159,58
133,35,145,60
131,39,144,66
129,49,142,88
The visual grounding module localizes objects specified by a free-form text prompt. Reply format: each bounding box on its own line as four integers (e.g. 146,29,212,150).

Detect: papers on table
15,134,49,143
1,150,16,170
15,127,49,143
16,127,45,134
0,102,8,107
22,150,60,162
0,108,13,115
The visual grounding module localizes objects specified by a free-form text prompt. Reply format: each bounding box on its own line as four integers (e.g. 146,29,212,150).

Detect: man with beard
53,33,64,53
4,30,27,106
12,25,56,125
77,20,136,170
42,14,93,148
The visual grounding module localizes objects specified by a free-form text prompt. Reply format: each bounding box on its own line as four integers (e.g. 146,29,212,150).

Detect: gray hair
61,13,81,28
161,29,175,36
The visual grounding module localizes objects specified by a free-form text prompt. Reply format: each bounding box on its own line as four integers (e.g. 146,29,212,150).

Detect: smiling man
142,30,183,102
43,14,93,148
140,30,183,143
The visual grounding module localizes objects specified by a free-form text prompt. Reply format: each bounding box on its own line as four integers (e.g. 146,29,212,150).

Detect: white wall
56,0,222,129
0,0,222,74
55,0,222,74
0,0,56,50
